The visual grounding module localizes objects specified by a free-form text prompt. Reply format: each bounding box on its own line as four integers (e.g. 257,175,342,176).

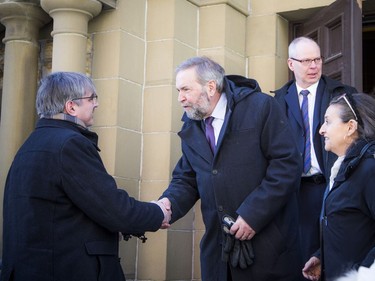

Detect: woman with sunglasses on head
302,93,375,281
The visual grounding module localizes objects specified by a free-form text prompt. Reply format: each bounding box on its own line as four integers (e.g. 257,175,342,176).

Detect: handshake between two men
152,197,172,229
122,198,172,243
155,197,256,241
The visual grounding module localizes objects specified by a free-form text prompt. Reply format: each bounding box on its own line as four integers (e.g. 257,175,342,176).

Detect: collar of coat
334,139,375,184
37,117,100,151
272,75,353,98
41,113,87,129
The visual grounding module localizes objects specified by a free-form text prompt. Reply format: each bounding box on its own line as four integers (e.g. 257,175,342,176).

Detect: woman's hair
330,93,375,141
175,56,225,93
36,72,96,117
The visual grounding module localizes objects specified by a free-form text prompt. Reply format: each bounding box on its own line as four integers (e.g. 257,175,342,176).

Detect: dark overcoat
320,139,375,280
1,119,164,281
162,75,303,281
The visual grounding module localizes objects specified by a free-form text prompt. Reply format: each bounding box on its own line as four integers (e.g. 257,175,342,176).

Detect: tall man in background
274,37,357,279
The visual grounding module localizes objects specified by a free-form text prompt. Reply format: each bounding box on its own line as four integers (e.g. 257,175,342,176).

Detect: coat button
218,206,224,212
212,169,218,175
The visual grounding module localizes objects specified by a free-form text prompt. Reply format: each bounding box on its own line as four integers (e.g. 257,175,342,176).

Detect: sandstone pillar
0,1,50,252
41,0,102,72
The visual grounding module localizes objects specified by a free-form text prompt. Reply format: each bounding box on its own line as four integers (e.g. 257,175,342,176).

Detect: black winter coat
162,75,303,281
1,119,164,281
320,139,375,280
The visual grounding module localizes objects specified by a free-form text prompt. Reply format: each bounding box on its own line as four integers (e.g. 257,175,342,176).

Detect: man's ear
207,80,217,97
287,58,294,71
64,100,78,116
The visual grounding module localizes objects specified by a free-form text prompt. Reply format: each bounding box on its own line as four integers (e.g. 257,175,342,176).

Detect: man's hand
229,215,256,241
222,215,255,269
152,197,172,229
302,256,321,281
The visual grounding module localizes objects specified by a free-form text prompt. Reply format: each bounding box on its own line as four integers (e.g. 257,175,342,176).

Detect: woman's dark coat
162,75,303,281
1,119,164,281
320,139,375,280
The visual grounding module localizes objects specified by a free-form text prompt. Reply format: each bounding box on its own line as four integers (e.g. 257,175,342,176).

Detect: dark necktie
205,116,215,153
300,90,311,174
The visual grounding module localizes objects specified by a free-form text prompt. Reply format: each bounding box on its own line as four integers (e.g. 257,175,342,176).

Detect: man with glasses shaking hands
1,72,171,281
274,37,357,280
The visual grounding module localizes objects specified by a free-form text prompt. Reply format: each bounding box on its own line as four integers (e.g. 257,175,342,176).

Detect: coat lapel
314,79,329,172
314,79,327,135
178,121,213,163
285,85,303,129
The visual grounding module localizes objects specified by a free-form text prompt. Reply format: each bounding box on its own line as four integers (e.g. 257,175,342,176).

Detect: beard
184,89,211,120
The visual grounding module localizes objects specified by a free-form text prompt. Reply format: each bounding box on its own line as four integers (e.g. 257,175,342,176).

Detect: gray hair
36,72,96,117
175,56,225,93
288,36,320,58
330,93,375,141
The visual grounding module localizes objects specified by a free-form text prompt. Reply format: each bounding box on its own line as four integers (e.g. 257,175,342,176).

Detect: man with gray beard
157,56,302,281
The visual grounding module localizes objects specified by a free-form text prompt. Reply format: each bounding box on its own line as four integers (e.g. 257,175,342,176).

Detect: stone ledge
99,0,116,10
188,0,249,16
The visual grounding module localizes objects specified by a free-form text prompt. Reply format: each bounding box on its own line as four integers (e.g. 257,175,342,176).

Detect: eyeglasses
71,93,98,103
290,57,323,66
337,93,363,127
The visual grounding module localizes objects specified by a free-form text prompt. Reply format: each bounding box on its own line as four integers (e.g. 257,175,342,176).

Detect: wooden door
293,0,362,91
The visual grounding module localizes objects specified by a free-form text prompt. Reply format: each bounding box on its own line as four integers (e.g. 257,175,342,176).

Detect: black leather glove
122,233,147,243
221,215,255,269
240,239,254,268
222,231,233,263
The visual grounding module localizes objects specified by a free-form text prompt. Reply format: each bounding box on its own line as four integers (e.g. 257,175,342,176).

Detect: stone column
41,0,102,72
0,1,50,252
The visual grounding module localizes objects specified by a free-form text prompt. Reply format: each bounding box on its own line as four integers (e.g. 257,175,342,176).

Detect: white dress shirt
296,82,322,175
209,93,227,145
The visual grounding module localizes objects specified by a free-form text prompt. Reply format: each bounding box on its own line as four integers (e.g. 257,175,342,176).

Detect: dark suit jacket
162,75,302,281
1,119,163,281
274,75,357,179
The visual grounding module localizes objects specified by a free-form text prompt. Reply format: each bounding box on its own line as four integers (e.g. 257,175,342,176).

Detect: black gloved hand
122,233,147,243
221,215,255,269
